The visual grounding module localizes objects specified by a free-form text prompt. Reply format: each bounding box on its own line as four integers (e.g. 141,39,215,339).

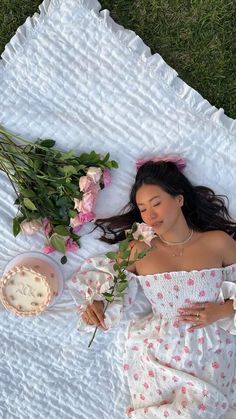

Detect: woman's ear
177,195,184,207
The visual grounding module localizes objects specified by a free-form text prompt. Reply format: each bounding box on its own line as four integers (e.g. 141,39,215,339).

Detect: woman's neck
158,219,192,245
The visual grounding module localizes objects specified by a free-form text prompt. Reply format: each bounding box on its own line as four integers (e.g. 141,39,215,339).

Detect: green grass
0,0,235,119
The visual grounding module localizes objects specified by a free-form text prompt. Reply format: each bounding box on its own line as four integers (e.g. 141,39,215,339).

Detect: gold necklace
158,229,194,257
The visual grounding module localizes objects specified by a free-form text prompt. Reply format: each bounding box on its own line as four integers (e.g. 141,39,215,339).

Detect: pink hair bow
136,155,186,172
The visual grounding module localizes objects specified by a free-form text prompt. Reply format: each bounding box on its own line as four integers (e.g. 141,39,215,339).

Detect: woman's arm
220,299,235,318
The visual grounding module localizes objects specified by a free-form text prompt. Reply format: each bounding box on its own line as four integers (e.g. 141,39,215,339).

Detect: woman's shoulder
200,230,236,266
200,230,234,245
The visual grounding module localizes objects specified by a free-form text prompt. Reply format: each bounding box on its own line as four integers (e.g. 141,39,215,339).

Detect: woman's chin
152,222,163,233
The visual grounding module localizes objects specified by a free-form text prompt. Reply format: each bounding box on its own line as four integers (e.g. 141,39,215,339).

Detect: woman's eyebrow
137,195,160,205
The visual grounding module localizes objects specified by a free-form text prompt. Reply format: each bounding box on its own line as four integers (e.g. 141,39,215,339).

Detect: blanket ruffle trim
0,0,235,134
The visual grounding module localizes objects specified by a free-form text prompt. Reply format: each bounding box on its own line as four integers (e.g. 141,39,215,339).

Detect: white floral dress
67,256,236,419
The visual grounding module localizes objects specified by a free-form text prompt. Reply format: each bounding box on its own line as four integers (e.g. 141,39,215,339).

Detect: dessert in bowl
0,252,64,316
0,266,51,316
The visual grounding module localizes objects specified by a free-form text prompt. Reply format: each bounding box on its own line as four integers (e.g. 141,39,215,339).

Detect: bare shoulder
204,230,236,266
205,230,235,246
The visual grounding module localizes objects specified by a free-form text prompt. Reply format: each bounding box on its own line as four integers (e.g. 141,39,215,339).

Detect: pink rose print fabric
67,258,236,418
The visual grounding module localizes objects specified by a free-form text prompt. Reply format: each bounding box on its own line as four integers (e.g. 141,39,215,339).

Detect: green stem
88,301,110,348
0,161,20,199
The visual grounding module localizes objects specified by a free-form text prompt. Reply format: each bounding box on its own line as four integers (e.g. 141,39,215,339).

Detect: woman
68,158,236,418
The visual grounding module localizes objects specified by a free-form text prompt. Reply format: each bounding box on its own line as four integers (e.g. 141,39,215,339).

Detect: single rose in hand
132,222,156,246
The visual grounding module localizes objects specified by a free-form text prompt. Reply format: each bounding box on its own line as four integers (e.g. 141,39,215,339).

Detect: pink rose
103,169,111,187
86,166,102,183
20,219,42,235
65,238,79,252
70,212,95,228
43,244,55,254
132,223,156,246
74,192,97,214
79,175,94,192
42,218,52,236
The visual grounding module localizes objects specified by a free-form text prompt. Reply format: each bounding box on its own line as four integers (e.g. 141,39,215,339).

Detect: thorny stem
88,243,135,347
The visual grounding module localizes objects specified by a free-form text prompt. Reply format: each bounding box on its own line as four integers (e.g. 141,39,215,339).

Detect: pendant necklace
158,229,194,257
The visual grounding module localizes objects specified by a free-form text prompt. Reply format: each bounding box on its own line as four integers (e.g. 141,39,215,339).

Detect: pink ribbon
136,155,186,172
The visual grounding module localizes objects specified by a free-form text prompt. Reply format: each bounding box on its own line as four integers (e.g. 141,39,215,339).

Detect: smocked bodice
137,267,230,319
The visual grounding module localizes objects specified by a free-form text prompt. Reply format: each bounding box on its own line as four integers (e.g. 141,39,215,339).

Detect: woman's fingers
86,305,101,326
81,301,108,329
92,301,108,330
82,301,107,329
82,312,92,324
93,301,105,323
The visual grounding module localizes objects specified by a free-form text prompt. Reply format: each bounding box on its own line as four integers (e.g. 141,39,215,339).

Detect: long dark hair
95,161,236,244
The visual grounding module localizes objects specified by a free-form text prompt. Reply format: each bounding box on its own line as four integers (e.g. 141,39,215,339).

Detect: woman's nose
149,210,157,220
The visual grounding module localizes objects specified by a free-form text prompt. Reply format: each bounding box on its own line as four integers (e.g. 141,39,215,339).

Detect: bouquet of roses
0,125,118,264
88,222,156,347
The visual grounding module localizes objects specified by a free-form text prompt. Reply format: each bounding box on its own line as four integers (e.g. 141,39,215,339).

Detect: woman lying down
67,157,236,418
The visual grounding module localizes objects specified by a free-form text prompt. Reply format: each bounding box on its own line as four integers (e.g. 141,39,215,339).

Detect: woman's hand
81,300,108,330
176,300,234,332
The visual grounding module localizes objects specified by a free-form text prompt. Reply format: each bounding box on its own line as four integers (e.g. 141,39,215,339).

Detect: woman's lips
152,221,163,227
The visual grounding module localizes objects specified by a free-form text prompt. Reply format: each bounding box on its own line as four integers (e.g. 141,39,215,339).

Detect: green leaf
116,282,128,293
102,153,110,163
120,260,128,268
13,217,21,237
120,250,131,259
106,251,117,260
20,189,36,198
111,160,118,168
70,232,80,242
23,198,37,211
119,239,129,252
56,196,72,207
61,255,67,264
131,222,138,233
113,263,120,271
102,292,114,302
50,234,66,254
33,159,42,172
54,225,69,236
68,209,78,218
106,160,119,169
59,151,75,160
60,165,77,176
39,139,56,148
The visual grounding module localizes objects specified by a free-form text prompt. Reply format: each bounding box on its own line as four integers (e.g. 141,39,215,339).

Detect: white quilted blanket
0,0,236,418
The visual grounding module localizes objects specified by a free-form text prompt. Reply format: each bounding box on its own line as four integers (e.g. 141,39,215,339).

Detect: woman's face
135,184,183,234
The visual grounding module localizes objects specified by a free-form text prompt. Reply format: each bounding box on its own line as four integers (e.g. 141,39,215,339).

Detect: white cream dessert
0,266,52,316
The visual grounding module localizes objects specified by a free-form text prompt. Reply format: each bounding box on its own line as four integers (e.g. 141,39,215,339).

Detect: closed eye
139,203,160,212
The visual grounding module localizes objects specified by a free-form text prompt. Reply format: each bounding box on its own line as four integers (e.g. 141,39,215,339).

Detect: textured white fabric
0,0,236,418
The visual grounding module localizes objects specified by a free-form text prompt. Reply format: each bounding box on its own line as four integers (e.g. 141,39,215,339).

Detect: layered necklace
158,229,194,257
